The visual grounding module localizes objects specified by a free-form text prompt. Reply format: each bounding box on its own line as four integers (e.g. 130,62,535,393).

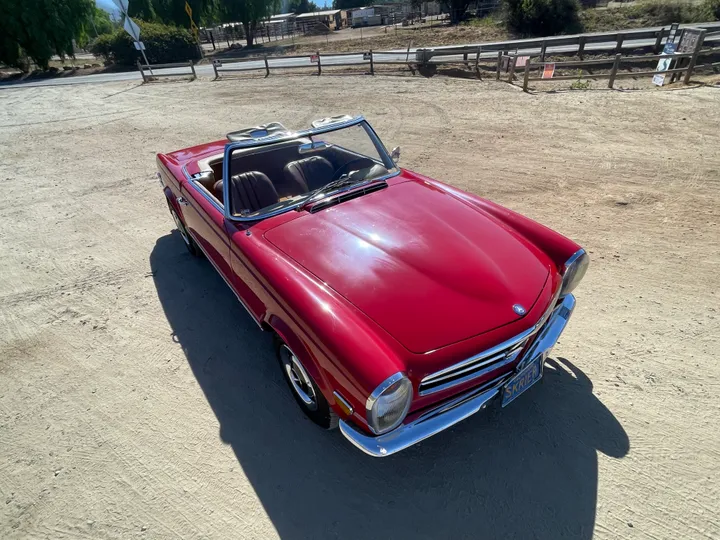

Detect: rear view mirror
391,146,401,164
299,141,330,154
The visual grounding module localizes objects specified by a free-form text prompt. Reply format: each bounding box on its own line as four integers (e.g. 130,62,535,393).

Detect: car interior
192,137,389,216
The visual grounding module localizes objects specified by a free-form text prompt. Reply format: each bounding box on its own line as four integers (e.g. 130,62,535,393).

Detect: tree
220,0,279,46
441,0,471,24
289,0,320,14
152,0,219,26
332,0,365,9
128,0,156,20
0,0,94,71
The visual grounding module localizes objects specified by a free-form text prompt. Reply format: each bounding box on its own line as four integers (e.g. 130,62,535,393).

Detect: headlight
560,249,590,297
366,373,413,434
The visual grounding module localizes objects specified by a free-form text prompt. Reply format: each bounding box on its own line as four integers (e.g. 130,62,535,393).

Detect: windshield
225,120,396,219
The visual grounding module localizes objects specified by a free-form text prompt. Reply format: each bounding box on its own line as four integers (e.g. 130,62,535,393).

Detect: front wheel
167,200,201,257
275,337,338,430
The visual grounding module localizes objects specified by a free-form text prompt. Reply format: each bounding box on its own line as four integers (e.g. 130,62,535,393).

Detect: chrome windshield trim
339,293,577,457
222,117,398,222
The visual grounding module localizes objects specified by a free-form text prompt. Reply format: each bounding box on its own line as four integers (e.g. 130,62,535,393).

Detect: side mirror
391,146,401,164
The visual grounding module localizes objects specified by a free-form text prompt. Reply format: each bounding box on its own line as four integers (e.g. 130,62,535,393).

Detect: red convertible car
157,115,589,457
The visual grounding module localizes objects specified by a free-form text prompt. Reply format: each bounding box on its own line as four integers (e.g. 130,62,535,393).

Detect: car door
179,178,233,282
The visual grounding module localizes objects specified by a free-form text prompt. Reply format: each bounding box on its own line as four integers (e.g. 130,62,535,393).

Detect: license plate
501,356,543,407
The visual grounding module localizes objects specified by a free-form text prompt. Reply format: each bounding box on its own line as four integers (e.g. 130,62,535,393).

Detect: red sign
310,54,319,63
542,63,555,79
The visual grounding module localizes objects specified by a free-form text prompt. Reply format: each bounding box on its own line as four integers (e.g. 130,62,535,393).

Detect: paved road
3,22,718,89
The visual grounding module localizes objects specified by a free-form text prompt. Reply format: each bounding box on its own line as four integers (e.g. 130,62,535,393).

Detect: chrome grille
418,330,535,396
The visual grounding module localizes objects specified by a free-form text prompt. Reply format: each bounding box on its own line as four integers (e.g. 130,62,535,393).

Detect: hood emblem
513,304,526,316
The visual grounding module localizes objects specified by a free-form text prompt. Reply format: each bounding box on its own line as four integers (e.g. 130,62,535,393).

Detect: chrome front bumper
339,294,576,457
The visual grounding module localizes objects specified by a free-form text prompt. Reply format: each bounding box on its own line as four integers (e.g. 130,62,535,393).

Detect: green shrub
89,21,199,66
505,0,583,37
701,0,720,19
627,0,703,24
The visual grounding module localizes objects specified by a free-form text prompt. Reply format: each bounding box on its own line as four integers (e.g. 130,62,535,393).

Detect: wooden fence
515,29,720,91
137,60,197,82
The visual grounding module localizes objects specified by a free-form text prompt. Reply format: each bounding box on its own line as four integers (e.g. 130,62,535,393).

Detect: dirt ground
0,74,718,539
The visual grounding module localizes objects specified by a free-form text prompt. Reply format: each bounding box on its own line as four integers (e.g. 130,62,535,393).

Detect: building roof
296,9,341,18
271,12,295,19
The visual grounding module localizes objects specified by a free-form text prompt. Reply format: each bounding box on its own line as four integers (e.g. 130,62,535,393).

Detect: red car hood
265,179,551,354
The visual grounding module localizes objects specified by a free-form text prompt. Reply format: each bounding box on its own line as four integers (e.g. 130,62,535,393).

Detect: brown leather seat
283,156,334,194
229,171,279,214
212,180,224,203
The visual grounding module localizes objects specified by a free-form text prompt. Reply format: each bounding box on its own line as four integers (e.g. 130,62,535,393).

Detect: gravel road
0,75,718,539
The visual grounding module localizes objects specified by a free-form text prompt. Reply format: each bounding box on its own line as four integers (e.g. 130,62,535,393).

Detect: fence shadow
151,231,629,540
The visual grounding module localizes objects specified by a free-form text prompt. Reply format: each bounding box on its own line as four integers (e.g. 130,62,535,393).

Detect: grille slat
418,334,531,396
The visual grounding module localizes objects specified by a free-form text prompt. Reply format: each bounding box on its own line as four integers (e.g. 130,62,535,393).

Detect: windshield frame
221,116,398,222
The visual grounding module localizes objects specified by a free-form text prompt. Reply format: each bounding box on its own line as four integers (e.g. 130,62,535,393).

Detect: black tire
167,200,202,257
275,336,339,430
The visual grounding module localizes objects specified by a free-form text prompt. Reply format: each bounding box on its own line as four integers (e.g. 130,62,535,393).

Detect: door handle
177,196,190,206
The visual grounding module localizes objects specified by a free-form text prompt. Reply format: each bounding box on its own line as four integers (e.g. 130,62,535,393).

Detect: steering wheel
331,158,376,181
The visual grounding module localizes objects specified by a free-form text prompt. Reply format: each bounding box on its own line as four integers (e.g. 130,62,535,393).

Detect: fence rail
417,21,720,63
137,60,196,82
519,32,720,91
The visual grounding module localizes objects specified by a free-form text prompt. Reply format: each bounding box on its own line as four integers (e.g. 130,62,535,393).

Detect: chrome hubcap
171,209,190,246
281,345,317,411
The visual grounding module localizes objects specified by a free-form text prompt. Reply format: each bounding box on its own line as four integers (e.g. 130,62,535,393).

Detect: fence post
496,50,502,80
264,55,269,77
463,52,469,69
653,28,664,54
616,33,625,54
683,29,706,84
522,61,530,92
189,60,196,80
578,36,586,60
406,41,415,74
508,55,517,83
137,59,146,82
475,46,481,77
212,60,218,79
608,53,621,89
317,51,321,75
539,41,547,62
369,50,374,75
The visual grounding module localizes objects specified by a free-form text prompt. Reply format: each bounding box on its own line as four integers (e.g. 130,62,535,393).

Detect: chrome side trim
339,294,576,457
182,165,225,213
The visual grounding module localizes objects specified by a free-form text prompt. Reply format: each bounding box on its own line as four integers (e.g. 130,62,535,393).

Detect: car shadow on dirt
151,232,629,540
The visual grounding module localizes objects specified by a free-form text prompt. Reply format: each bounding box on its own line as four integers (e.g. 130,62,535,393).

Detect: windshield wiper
296,177,363,211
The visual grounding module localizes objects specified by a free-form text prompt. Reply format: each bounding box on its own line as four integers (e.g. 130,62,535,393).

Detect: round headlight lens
560,249,590,297
366,373,413,435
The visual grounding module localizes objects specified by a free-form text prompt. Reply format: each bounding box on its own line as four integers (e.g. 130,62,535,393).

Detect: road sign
185,1,192,18
134,41,145,51
112,0,129,13
213,59,222,67
542,63,555,79
123,16,141,42
363,52,371,60
653,42,676,86
516,56,529,68
310,54,319,63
